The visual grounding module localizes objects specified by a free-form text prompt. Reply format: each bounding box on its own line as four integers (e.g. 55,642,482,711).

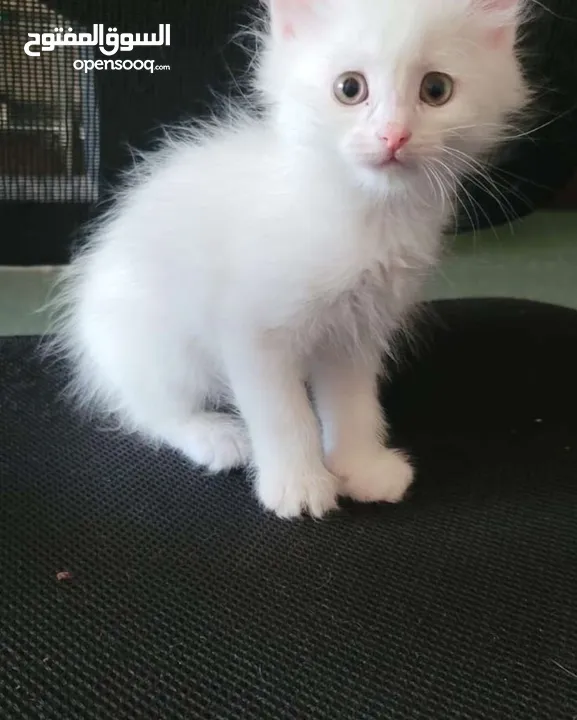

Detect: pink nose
381,125,412,153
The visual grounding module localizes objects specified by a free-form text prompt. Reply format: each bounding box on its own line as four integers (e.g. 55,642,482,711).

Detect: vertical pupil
343,77,360,98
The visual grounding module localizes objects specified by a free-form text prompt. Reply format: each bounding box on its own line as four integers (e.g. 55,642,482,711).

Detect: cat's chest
265,198,442,349
300,260,422,355
329,211,440,299
330,199,442,272
301,212,441,351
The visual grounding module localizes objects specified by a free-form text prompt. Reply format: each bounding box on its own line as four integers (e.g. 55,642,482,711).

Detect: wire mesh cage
0,0,99,204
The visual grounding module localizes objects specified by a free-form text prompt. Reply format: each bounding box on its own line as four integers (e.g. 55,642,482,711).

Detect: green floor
1,210,576,336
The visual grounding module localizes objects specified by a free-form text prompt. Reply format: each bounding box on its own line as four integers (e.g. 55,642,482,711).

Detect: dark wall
1,0,577,265
1,0,252,265
47,0,251,189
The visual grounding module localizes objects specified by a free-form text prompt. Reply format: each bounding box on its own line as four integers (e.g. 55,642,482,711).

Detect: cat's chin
353,161,417,196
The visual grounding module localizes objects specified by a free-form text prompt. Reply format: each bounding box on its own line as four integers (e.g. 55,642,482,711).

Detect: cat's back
69,115,278,286
115,116,276,235
59,115,294,332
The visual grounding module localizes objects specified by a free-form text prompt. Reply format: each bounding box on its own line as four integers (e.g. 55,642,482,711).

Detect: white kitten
48,0,529,518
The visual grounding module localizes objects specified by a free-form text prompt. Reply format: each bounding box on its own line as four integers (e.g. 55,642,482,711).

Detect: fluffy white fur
48,0,529,518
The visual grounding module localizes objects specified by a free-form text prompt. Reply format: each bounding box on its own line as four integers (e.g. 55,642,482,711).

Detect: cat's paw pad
257,468,339,519
331,447,414,504
187,416,251,473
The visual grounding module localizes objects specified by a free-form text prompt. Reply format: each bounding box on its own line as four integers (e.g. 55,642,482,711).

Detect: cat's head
255,0,530,193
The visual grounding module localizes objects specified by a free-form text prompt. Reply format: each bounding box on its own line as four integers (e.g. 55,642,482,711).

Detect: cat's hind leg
114,366,252,473
160,411,251,473
66,306,251,473
124,351,252,472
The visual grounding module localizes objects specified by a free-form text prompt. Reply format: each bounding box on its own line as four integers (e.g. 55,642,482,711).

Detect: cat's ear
478,0,518,6
266,0,323,39
473,0,521,22
472,0,522,45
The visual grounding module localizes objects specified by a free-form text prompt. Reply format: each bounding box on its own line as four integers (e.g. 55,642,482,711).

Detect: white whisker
441,147,518,232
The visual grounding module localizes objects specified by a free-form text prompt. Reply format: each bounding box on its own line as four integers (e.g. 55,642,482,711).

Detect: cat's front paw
256,466,339,519
329,446,414,504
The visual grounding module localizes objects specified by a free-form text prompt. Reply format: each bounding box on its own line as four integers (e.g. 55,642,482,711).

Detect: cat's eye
333,72,369,105
420,72,454,107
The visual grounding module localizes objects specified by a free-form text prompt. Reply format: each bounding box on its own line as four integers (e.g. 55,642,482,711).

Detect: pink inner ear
479,0,517,10
271,0,316,38
487,26,508,46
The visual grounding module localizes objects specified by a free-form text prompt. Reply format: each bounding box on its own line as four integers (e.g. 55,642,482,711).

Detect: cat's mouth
352,150,417,178
368,154,409,171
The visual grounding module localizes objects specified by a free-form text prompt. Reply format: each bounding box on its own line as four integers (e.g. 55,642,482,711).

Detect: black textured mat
1,299,576,719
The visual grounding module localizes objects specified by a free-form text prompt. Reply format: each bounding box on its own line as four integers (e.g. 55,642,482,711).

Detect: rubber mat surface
1,299,576,719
